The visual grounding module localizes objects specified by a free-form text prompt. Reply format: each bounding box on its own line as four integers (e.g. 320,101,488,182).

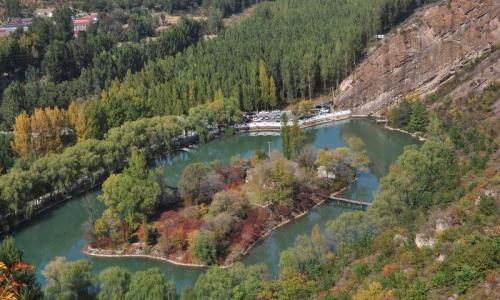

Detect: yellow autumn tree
45,107,67,154
352,281,393,300
67,102,91,142
11,112,32,160
30,108,51,156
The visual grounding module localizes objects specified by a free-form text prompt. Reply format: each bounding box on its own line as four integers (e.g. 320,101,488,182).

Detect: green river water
12,118,417,292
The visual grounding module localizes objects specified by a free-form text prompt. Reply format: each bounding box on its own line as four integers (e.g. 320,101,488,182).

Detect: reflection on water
12,118,416,292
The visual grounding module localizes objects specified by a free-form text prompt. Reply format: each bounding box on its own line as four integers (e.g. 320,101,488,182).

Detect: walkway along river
12,118,417,293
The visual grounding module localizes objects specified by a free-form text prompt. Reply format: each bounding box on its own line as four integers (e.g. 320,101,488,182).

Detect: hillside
333,0,499,115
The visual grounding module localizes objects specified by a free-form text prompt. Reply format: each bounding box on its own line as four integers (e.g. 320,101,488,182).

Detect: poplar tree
11,112,32,160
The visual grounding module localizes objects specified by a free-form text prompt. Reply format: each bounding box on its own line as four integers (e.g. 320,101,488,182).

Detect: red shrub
239,208,269,249
91,237,113,249
157,209,203,254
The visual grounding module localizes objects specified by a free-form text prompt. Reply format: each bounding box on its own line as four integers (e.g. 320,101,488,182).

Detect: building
0,18,32,37
73,13,98,36
34,8,55,18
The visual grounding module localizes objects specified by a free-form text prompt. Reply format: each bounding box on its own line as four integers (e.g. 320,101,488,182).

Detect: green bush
192,230,219,265
454,265,479,294
479,195,498,216
353,263,370,280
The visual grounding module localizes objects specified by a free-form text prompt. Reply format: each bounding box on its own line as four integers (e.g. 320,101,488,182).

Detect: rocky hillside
334,0,499,115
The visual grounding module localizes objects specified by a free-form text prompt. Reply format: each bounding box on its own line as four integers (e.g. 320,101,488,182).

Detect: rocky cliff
334,0,500,115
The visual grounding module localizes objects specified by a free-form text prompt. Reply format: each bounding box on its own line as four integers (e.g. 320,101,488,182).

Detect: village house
0,18,32,37
73,13,98,36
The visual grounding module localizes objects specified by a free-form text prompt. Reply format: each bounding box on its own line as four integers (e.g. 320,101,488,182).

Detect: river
12,118,417,293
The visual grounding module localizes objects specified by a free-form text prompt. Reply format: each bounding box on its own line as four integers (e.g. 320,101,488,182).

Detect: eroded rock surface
334,0,500,115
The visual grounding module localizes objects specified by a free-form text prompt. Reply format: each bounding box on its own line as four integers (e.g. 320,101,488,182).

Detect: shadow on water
12,118,416,292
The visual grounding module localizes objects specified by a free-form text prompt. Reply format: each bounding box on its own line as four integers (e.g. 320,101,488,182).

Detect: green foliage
0,135,14,174
438,234,500,293
124,268,176,300
0,18,202,130
192,230,219,265
97,267,131,300
42,257,95,300
371,138,458,227
0,236,42,299
0,115,185,232
127,11,154,42
353,263,370,280
97,149,161,238
280,113,292,158
388,98,429,133
479,195,498,216
178,163,223,205
191,263,269,300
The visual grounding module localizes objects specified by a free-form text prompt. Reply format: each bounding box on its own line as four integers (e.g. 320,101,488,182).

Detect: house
73,13,98,36
0,18,32,36
34,8,55,18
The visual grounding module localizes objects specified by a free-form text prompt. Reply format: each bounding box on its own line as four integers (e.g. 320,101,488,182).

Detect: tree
297,101,314,117
258,61,270,109
0,236,42,300
127,12,154,43
67,102,91,143
177,163,223,205
42,257,94,300
192,230,218,265
53,6,74,42
346,136,370,171
407,101,429,133
388,98,412,128
0,135,14,173
42,41,76,83
269,153,295,206
98,267,131,300
352,281,393,300
280,113,292,159
5,0,20,17
97,150,161,238
11,112,31,160
1,82,23,128
289,119,307,159
207,8,224,35
125,268,176,300
269,76,278,108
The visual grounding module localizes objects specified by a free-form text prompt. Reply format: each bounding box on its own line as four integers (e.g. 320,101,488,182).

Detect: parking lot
243,104,331,124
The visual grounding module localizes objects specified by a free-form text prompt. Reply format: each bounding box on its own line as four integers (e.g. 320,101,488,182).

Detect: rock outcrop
334,0,500,115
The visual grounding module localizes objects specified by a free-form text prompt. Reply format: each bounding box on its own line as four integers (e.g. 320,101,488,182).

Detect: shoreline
82,180,358,268
383,124,426,141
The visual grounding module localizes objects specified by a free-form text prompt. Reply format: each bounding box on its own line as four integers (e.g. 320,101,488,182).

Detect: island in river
83,119,369,267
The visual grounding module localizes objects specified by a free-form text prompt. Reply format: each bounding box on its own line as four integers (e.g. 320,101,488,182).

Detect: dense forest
0,10,203,129
3,0,258,16
81,0,432,135
1,0,432,131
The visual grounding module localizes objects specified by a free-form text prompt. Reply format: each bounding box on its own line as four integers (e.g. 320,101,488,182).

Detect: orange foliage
0,261,34,300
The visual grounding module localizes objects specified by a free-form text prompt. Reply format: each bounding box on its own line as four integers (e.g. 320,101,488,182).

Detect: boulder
415,233,436,249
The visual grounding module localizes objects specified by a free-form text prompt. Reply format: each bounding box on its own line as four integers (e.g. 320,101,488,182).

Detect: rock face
334,0,500,115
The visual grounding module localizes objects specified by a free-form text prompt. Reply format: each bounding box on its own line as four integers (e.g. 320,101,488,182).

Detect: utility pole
268,141,272,157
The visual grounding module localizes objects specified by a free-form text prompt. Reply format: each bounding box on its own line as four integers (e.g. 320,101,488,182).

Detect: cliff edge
334,0,500,115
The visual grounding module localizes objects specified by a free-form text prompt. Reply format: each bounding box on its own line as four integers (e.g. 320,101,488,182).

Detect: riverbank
384,124,426,142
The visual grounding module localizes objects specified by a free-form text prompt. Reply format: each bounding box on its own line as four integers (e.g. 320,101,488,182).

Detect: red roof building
73,13,98,36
